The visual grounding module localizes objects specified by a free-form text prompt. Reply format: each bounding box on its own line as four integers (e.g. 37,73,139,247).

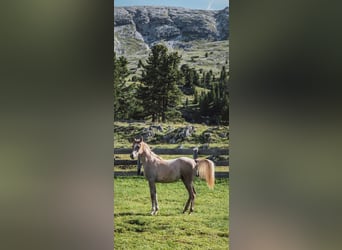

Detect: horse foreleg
155,193,159,213
148,181,158,215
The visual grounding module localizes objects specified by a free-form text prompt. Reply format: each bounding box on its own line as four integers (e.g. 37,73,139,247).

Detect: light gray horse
130,138,215,215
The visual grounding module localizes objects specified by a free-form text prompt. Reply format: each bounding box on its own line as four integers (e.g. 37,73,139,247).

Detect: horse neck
140,142,161,163
139,142,152,163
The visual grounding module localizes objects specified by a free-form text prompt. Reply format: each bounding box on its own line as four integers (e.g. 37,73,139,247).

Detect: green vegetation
122,40,229,78
176,40,229,75
197,66,229,123
138,44,182,122
114,53,142,120
114,28,229,250
114,177,229,249
113,122,229,148
114,43,229,125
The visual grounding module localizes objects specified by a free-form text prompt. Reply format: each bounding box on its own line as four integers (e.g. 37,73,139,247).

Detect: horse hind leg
183,196,191,214
192,185,196,195
181,177,190,213
182,181,195,214
189,185,196,214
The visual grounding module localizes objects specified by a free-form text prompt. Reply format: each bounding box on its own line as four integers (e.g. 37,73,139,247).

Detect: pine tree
205,71,212,88
218,66,229,124
193,89,199,104
201,72,206,87
138,44,182,122
198,66,229,124
193,70,200,86
180,64,199,91
114,53,136,120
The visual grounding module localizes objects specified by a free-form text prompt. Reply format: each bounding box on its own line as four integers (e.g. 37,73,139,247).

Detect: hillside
114,6,229,125
114,6,229,58
114,121,229,148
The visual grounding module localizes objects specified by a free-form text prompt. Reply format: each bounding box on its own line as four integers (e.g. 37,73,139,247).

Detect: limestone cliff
114,6,229,56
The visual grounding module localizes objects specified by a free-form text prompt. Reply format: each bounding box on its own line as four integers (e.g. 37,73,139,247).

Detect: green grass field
114,177,229,249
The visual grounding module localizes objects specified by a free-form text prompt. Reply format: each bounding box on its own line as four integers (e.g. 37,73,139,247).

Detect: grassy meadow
123,40,229,77
114,177,229,249
115,17,229,249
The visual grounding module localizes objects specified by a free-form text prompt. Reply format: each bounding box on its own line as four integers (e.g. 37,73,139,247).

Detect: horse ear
134,137,143,143
140,136,143,142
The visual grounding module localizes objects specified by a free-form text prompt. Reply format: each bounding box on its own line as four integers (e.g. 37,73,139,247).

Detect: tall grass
114,177,229,249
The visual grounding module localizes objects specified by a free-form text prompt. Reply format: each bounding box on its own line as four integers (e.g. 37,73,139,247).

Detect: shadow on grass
114,212,149,217
114,211,187,217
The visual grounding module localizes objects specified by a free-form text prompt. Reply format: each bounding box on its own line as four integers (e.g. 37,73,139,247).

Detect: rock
215,7,229,40
184,126,194,137
150,125,163,132
114,8,134,26
203,132,212,143
219,132,227,138
203,132,211,137
114,6,229,56
155,25,181,40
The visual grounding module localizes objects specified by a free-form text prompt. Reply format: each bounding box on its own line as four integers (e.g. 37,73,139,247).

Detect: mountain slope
114,6,229,57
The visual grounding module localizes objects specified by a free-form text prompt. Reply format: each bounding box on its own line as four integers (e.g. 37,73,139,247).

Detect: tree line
114,44,229,124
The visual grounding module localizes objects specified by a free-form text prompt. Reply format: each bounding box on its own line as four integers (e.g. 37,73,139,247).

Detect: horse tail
196,159,215,189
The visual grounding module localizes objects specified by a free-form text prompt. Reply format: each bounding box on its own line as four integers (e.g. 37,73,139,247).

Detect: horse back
154,157,195,183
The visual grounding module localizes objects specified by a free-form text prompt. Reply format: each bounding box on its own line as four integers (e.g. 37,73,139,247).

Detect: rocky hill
114,6,229,56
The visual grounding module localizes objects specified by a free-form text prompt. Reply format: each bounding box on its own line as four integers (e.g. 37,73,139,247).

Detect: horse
130,137,215,215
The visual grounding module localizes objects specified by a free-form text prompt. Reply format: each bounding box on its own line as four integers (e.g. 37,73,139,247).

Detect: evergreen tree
138,44,182,122
205,71,212,88
114,53,137,120
198,66,229,124
180,64,200,90
193,70,200,86
219,66,229,124
201,72,206,87
193,89,199,104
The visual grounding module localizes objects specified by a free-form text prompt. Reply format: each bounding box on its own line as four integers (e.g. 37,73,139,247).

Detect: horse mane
141,142,163,160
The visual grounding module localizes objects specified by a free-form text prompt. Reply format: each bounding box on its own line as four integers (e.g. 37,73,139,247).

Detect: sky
114,0,229,10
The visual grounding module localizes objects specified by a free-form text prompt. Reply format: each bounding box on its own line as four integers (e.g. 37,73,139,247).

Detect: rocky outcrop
114,6,229,55
215,7,229,40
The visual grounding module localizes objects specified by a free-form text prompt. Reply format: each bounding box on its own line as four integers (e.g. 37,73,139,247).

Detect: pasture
114,176,229,249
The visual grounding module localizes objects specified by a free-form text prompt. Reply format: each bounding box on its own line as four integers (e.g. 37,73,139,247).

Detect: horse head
130,137,143,159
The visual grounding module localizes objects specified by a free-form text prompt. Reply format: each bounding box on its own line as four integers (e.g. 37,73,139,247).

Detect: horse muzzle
130,151,138,159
